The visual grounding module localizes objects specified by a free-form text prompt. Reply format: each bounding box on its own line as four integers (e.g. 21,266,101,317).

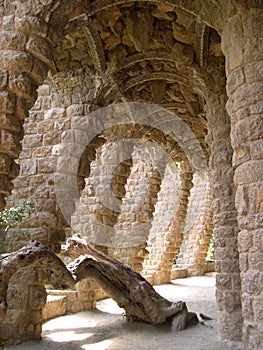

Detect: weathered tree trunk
0,240,75,321
63,235,211,330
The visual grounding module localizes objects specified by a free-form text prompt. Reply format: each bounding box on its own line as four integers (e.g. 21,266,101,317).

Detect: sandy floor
5,274,244,350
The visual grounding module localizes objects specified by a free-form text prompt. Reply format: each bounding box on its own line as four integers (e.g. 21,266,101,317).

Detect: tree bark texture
64,235,210,330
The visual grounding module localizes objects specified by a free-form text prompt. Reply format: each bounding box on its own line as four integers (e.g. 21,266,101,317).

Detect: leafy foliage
206,234,214,261
0,199,35,232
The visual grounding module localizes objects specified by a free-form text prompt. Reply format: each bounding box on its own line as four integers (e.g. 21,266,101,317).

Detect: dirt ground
5,274,244,350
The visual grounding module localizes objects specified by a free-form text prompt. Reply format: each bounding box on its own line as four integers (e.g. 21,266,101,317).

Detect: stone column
71,141,133,248
206,90,242,341
0,14,52,210
222,7,263,349
142,161,193,284
110,146,162,272
0,267,47,344
178,173,213,276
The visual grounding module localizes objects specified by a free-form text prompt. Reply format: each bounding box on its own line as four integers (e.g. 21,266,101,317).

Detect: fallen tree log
63,234,212,330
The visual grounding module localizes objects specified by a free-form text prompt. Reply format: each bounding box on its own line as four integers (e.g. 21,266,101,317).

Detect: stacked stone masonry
0,1,262,349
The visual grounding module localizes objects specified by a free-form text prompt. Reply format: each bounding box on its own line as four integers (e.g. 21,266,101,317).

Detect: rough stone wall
178,173,213,276
0,7,55,211
6,68,103,253
222,7,263,349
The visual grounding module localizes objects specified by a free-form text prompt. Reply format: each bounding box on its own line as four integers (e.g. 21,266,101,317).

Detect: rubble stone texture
0,0,262,348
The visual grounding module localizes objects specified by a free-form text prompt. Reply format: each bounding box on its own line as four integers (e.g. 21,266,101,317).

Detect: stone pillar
206,90,242,341
222,7,263,349
142,161,193,284
0,267,47,344
71,141,133,247
110,146,162,272
0,13,52,210
178,173,213,276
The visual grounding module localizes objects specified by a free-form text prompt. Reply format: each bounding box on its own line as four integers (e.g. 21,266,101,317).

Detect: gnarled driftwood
64,234,212,330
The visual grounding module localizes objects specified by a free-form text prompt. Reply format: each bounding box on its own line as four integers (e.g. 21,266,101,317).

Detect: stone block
9,72,34,102
10,267,37,285
0,50,33,74
234,160,263,188
56,156,79,174
243,322,263,350
238,230,253,252
43,131,61,146
66,104,84,116
216,273,232,290
0,91,15,114
239,252,248,272
23,122,38,135
237,82,262,116
226,66,245,96
0,154,12,174
20,158,37,175
29,228,48,242
42,295,67,321
41,96,51,110
38,120,54,133
248,252,263,271
0,31,27,51
2,15,15,31
37,157,57,173
250,139,263,160
23,134,43,148
29,286,47,309
29,58,48,85
15,15,48,38
2,310,27,325
0,174,13,195
218,310,243,341
252,229,263,253
61,129,76,143
6,285,29,309
248,182,263,214
234,115,263,144
37,84,50,96
0,69,8,88
232,144,250,168
222,15,244,76
253,297,263,322
32,146,52,157
245,61,263,84
44,107,65,120
242,271,262,295
243,36,263,65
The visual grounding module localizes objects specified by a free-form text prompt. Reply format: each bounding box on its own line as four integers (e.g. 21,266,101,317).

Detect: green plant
0,199,35,233
206,233,214,261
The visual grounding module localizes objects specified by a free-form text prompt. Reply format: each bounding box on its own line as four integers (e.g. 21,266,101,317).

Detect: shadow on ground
5,274,243,350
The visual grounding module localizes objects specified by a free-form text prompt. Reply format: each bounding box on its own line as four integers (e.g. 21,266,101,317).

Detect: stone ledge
42,295,67,321
171,268,188,280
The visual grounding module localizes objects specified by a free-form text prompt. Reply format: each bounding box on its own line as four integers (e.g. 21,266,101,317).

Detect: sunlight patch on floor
45,331,94,342
43,314,97,331
81,339,114,350
96,298,124,314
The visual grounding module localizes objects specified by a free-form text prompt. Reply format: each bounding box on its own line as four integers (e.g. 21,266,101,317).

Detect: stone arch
0,2,262,348
0,241,74,343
